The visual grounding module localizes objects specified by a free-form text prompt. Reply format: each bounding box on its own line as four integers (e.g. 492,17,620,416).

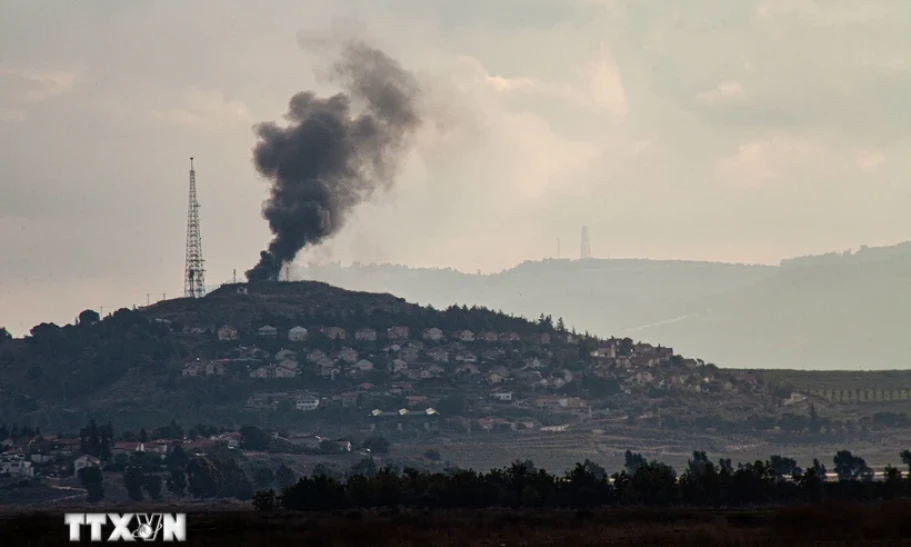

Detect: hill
295,241,911,370
3,280,911,474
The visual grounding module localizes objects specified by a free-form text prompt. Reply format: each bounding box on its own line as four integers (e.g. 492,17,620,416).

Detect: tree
833,450,873,482
900,449,911,476
78,466,104,502
624,450,647,474
123,466,145,501
253,467,275,490
187,457,220,500
164,444,190,472
349,458,378,478
144,474,163,501
239,425,270,451
362,437,390,454
769,455,802,480
275,465,297,489
166,469,187,499
79,419,114,462
78,309,101,327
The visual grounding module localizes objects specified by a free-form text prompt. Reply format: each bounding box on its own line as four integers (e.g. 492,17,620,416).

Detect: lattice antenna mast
581,225,591,259
184,157,206,298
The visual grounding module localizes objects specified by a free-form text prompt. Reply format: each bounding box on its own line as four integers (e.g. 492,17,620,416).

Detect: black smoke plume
246,42,422,281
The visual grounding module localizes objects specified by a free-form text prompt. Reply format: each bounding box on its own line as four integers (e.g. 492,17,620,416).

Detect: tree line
254,449,911,512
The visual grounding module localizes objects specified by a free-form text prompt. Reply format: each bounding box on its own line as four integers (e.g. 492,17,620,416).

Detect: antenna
581,226,591,259
184,157,206,298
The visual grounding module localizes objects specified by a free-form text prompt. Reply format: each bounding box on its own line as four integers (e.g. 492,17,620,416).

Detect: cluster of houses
0,433,242,481
177,321,757,428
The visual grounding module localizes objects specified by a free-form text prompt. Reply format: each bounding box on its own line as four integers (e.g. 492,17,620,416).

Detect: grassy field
4,502,911,546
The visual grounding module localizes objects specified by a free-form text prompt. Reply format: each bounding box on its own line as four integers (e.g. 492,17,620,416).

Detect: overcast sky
1,0,909,334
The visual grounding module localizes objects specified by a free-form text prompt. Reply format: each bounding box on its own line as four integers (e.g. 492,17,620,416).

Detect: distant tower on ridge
581,225,591,259
184,157,206,298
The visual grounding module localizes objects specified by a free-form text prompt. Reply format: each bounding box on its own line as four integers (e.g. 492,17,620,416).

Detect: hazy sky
1,0,910,334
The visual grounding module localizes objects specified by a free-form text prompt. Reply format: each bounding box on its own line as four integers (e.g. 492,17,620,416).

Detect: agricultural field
753,369,911,401
401,425,911,474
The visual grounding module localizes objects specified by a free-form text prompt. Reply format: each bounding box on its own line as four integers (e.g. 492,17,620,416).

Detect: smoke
246,41,423,281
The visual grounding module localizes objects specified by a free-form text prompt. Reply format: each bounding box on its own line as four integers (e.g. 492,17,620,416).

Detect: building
422,328,444,342
322,327,347,340
355,327,378,341
454,330,475,342
499,332,521,343
288,326,308,342
306,349,328,363
387,326,410,340
0,455,34,478
257,325,278,338
295,394,320,411
275,349,297,362
353,359,374,372
112,441,146,457
285,435,322,450
217,325,239,341
338,347,359,364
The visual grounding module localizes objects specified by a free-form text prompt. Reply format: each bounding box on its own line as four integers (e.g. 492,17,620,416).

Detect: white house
355,327,378,341
422,328,444,342
0,456,34,478
454,330,475,342
295,394,320,411
257,325,278,338
288,326,308,342
73,455,100,477
353,359,374,372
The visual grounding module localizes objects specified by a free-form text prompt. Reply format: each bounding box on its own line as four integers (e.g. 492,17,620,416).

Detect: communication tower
184,157,206,298
581,226,592,259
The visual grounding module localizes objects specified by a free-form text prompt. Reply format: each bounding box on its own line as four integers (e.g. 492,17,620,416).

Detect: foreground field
4,502,911,546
